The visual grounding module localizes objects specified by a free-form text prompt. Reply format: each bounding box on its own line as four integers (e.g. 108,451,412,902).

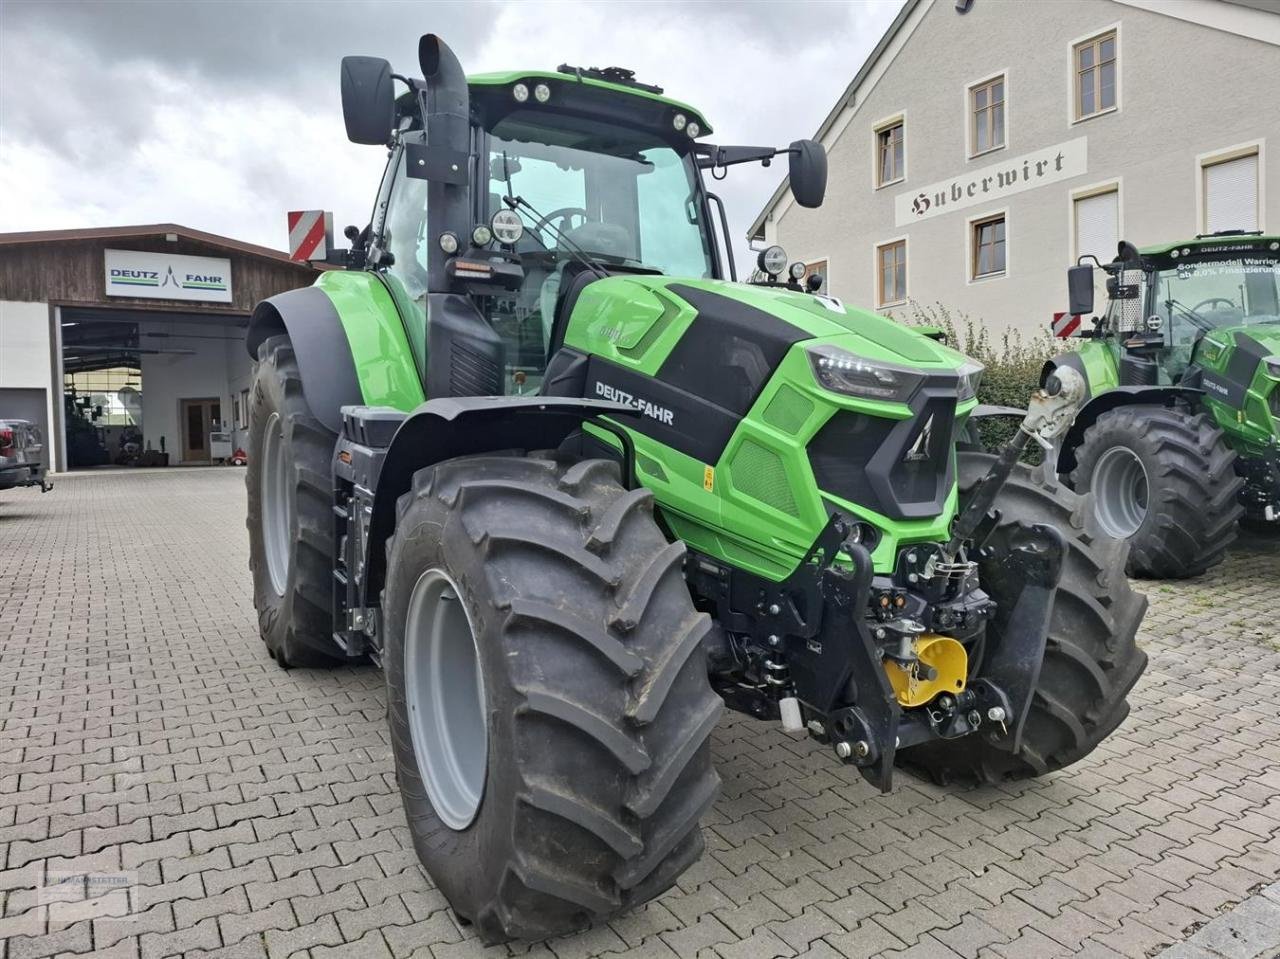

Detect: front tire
383,453,722,943
246,334,341,667
898,453,1148,785
1070,406,1242,578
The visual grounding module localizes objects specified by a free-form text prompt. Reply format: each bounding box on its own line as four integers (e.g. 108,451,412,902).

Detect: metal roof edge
747,0,924,241
0,223,315,269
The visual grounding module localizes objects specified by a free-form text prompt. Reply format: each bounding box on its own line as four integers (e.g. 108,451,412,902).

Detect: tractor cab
1068,233,1280,389
340,44,826,399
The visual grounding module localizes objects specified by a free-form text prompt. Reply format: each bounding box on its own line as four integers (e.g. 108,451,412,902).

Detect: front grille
807,395,958,520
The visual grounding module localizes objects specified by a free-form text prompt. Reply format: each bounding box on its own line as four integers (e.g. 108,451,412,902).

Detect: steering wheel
1190,297,1236,315
531,206,589,242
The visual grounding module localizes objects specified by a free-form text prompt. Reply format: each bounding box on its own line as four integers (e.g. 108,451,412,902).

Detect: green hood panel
563,276,970,374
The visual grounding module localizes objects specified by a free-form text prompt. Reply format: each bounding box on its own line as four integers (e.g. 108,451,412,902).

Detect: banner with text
104,249,233,303
895,137,1088,226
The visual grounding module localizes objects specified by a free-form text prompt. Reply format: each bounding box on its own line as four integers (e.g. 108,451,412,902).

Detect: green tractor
245,35,1147,942
1047,233,1280,578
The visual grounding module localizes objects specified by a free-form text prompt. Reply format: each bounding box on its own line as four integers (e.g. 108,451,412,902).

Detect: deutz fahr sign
895,137,1088,227
104,249,233,304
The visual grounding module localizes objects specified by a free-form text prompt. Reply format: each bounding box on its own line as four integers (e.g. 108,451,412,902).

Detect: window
971,215,1006,279
876,240,906,306
797,259,829,294
970,76,1005,156
1074,30,1117,120
1202,149,1260,233
1073,187,1119,263
876,120,904,187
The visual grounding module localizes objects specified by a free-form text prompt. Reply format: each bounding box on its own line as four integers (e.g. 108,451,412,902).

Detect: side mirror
789,139,827,209
1067,264,1095,316
340,56,395,145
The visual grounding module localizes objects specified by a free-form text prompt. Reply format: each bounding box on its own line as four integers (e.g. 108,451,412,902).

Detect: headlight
758,245,787,277
807,345,925,403
471,224,493,247
1262,355,1280,379
672,113,687,131
490,209,524,246
686,121,701,138
956,359,984,402
788,261,807,281
534,83,551,103
512,83,529,103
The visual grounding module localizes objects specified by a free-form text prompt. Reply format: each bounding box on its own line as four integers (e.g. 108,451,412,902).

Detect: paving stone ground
1,467,1279,959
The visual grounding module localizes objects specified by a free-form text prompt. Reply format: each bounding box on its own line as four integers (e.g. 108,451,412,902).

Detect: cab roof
1141,233,1280,257
467,69,713,135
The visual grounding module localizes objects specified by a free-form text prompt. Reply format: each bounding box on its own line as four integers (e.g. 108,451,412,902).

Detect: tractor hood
562,275,974,377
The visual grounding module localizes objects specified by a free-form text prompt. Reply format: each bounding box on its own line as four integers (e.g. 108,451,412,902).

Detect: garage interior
59,307,251,468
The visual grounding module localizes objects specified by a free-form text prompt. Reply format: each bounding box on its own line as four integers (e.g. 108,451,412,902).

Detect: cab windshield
481,110,714,392
1152,255,1280,338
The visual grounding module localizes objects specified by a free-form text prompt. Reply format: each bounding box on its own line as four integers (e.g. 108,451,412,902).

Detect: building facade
0,225,319,473
750,0,1280,338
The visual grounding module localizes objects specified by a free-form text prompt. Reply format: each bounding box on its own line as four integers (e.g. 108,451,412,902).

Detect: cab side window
376,132,431,373
383,132,431,305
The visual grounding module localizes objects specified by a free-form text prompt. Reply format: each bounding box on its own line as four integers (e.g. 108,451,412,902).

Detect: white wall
224,332,253,451
0,299,58,468
766,0,1280,337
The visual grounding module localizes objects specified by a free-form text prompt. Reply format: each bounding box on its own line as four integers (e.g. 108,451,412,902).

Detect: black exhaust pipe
419,34,469,141
416,34,472,292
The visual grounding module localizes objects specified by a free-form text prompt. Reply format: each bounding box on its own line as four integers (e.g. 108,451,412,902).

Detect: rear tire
383,453,722,943
246,334,342,668
1070,406,1241,578
898,453,1147,785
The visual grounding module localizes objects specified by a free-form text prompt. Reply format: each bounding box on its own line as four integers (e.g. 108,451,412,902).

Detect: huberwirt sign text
104,249,233,303
895,137,1088,226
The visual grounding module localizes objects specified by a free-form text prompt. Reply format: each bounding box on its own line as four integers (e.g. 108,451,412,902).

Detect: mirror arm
695,144,781,170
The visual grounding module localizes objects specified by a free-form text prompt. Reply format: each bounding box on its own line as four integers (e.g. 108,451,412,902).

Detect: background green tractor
1047,234,1280,578
245,35,1147,942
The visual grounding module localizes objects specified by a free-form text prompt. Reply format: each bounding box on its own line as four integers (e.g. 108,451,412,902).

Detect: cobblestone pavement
1,468,1279,959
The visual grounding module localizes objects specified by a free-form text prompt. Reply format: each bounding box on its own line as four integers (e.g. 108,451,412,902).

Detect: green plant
893,301,1060,456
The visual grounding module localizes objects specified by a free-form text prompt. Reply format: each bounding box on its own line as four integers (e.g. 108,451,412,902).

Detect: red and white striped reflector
287,210,333,262
1052,312,1082,338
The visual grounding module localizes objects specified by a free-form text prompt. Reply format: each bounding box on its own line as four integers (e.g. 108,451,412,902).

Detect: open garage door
60,306,250,468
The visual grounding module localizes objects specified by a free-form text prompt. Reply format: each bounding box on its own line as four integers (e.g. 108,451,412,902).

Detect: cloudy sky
0,0,902,269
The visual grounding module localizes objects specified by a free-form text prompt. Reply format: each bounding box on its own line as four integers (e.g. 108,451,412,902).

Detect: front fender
247,286,363,436
1056,387,1205,474
363,396,636,601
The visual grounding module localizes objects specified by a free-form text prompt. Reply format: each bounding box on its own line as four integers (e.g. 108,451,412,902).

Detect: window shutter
1075,190,1119,262
1204,154,1259,233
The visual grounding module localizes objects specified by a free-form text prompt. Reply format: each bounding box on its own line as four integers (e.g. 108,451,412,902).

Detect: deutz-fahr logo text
595,382,675,425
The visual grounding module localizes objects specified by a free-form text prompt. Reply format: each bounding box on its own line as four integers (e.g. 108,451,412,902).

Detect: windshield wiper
503,194,609,281
493,149,608,281
1165,297,1214,330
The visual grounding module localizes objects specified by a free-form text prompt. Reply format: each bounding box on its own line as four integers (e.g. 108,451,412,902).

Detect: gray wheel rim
404,568,489,831
261,411,291,596
1092,445,1149,539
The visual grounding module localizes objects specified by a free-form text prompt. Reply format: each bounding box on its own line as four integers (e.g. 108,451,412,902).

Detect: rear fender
363,396,636,603
1056,387,1204,474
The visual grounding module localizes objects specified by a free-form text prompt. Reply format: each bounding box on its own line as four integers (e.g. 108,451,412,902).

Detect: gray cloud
0,0,904,273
